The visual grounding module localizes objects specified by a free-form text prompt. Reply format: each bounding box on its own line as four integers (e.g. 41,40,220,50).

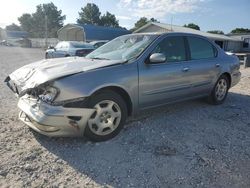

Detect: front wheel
84,90,127,142
208,75,229,105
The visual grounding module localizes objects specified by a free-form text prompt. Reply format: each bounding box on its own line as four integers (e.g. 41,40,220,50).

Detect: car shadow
34,92,250,187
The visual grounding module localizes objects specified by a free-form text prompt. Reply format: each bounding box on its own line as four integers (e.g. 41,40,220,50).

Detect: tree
18,3,65,37
134,17,148,31
131,17,158,31
207,30,224,35
230,28,250,34
150,18,159,23
77,3,101,25
5,23,22,31
32,3,65,38
77,3,120,28
18,13,34,33
183,23,200,30
132,17,159,31
100,12,119,27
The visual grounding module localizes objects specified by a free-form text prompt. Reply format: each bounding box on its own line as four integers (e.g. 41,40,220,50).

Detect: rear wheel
208,75,229,105
84,90,127,142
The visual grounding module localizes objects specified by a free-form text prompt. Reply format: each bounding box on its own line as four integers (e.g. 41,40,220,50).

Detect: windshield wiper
91,57,110,60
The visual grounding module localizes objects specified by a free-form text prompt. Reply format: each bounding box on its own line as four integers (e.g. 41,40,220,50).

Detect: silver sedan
45,41,94,59
5,33,241,141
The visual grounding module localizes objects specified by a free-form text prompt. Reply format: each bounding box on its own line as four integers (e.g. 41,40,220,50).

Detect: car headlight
38,86,59,103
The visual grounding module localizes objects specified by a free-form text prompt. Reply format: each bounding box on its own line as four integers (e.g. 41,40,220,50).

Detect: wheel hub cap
88,100,121,136
215,79,227,101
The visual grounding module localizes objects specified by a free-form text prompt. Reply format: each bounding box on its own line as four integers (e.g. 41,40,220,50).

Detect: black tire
65,54,70,57
84,90,127,142
208,75,229,105
45,53,49,59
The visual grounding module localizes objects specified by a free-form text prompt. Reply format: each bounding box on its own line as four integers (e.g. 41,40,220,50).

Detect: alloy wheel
88,100,122,136
215,78,228,101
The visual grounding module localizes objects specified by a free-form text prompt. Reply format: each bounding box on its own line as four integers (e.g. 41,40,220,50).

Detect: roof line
134,22,241,41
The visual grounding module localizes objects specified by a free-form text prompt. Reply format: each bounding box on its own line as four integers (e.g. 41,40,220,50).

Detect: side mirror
149,53,166,64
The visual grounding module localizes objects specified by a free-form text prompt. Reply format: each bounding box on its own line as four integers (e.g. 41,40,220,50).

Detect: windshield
86,34,157,61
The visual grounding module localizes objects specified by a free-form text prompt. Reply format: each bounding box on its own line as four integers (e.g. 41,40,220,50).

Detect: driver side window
152,36,187,62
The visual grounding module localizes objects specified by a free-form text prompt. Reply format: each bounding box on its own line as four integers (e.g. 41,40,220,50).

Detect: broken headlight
38,86,59,103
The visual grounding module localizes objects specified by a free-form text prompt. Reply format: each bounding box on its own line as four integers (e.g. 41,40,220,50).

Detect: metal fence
30,38,59,48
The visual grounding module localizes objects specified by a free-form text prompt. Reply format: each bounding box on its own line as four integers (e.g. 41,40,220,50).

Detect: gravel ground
0,46,250,188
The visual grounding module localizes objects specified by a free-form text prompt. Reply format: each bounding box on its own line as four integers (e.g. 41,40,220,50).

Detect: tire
208,75,229,105
45,53,49,59
84,90,127,142
65,54,70,57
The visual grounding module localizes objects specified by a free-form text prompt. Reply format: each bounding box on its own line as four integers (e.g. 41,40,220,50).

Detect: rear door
184,36,220,95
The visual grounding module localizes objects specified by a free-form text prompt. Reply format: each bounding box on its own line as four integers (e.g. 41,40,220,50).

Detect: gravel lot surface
0,46,250,188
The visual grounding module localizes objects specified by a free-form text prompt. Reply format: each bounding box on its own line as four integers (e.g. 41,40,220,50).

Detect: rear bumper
18,96,95,137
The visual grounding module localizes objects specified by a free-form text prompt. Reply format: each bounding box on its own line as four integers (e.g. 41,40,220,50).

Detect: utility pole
45,14,48,48
171,16,173,31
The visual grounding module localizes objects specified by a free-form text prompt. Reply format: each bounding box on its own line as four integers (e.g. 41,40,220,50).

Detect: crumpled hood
7,56,123,91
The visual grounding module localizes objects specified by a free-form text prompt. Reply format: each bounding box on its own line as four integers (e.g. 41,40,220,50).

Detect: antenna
171,16,173,31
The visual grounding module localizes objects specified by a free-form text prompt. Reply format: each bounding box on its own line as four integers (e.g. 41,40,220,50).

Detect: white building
57,24,131,42
227,33,250,52
134,22,243,52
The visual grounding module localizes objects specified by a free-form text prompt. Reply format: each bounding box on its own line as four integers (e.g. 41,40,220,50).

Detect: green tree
5,23,22,31
100,11,119,27
77,3,101,25
131,17,159,31
18,2,65,37
230,28,250,34
183,23,200,30
77,3,120,28
207,30,224,35
18,14,34,33
150,18,159,23
134,17,148,30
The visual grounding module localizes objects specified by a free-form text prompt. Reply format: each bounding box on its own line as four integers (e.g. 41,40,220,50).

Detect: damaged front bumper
18,96,95,137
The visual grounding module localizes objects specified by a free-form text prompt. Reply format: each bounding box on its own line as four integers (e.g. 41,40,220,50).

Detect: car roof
123,32,212,40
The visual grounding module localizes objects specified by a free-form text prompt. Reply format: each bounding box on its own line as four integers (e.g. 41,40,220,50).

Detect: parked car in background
45,41,95,59
5,33,241,142
0,40,13,46
89,40,108,49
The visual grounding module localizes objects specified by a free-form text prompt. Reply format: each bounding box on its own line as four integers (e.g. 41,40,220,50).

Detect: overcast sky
0,0,249,33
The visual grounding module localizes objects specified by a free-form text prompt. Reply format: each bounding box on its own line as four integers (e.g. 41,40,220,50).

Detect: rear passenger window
187,37,216,60
152,36,186,62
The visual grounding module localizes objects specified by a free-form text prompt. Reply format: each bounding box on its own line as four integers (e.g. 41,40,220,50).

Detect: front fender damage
18,96,95,137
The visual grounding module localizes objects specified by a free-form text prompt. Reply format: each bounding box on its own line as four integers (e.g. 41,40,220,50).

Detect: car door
184,36,221,95
138,36,192,109
54,42,68,58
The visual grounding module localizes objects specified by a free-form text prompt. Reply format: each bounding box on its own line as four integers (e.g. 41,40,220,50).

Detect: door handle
182,67,189,72
215,63,220,67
